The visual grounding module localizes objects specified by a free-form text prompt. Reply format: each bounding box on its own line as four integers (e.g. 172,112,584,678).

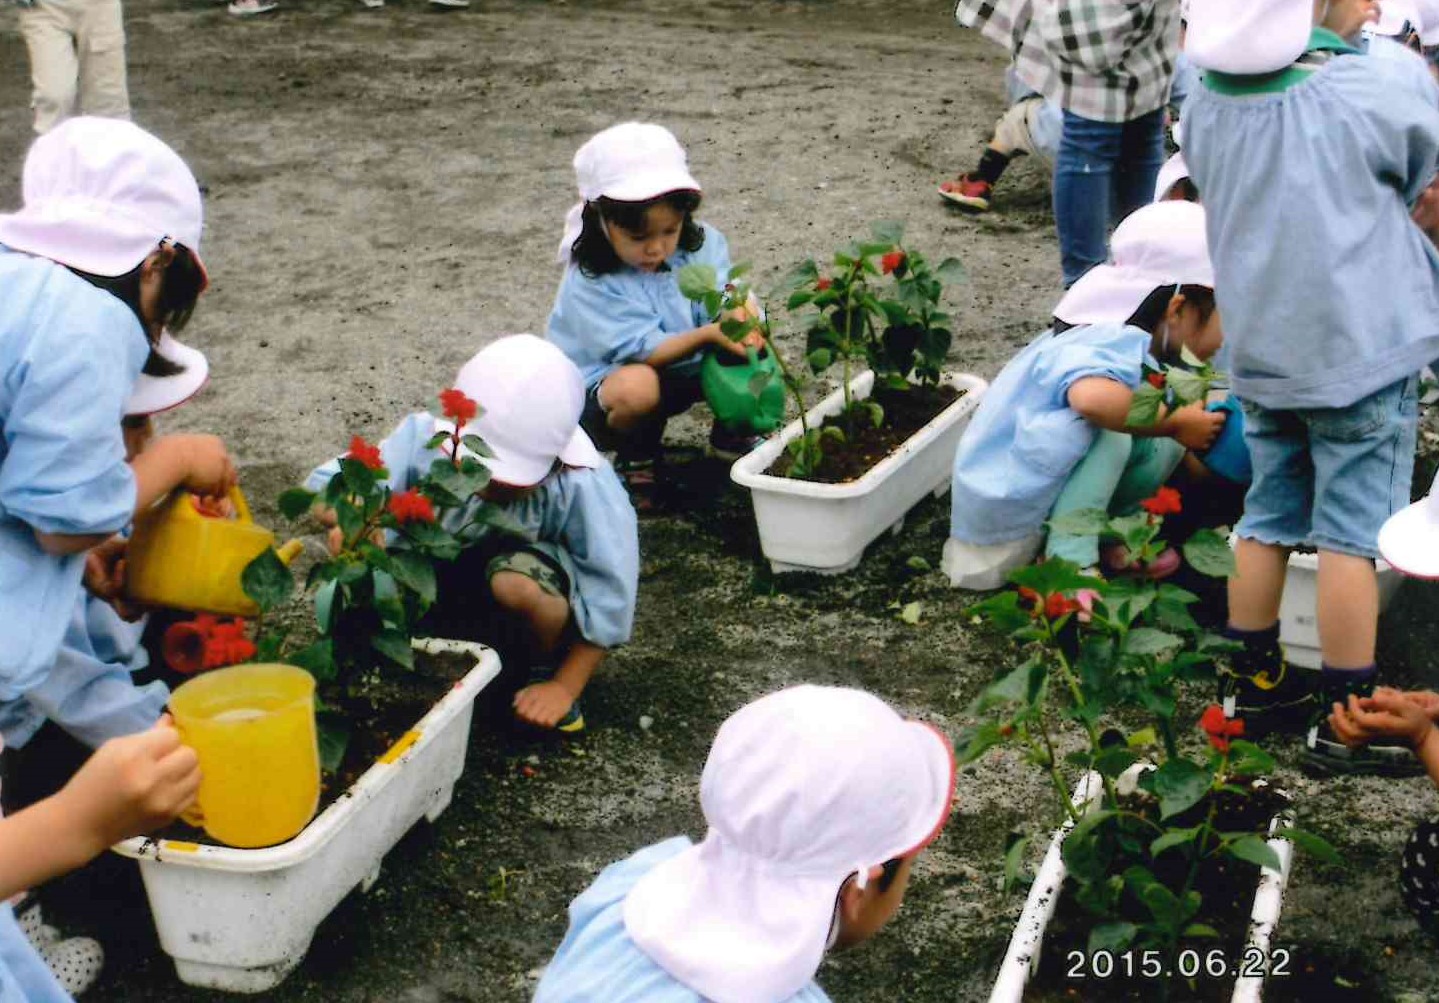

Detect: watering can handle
226,485,253,525
746,345,760,365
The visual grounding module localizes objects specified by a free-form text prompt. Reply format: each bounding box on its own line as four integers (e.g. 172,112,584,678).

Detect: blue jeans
1054,108,1167,287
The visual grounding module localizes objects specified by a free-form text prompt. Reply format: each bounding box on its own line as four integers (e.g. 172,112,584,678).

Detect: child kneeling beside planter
535,685,955,1003
945,201,1230,589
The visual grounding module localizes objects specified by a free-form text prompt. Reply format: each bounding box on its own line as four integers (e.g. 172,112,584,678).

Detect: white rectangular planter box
112,638,501,994
730,370,988,574
1279,552,1403,668
991,769,1294,1003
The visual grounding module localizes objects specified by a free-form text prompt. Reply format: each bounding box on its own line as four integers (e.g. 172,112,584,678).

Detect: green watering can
701,345,786,435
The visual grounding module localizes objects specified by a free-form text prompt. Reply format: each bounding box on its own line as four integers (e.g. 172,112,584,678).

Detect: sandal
614,457,661,514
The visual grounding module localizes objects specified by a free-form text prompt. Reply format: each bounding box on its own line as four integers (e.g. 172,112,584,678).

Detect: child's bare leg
1316,550,1378,668
489,570,569,655
597,365,661,432
1227,537,1290,631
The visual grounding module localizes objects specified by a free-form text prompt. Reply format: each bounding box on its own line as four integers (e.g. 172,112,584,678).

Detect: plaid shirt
956,0,1182,123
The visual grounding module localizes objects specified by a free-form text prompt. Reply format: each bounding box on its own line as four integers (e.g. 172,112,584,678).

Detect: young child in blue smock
945,201,1226,590
0,118,226,1001
535,685,954,1003
1185,0,1439,774
547,122,764,508
306,335,637,734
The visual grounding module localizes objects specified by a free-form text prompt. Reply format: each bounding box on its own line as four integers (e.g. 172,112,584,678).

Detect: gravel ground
3,0,1439,999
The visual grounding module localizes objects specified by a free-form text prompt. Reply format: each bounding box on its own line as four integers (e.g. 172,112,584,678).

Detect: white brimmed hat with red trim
1379,476,1439,579
623,685,955,1003
436,334,601,488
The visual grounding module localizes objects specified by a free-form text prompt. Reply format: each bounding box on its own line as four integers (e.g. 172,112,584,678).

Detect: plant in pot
959,506,1338,1000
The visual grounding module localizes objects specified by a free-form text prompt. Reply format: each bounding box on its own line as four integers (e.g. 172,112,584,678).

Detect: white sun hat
1374,0,1422,36
124,332,210,416
556,122,702,264
1053,201,1213,327
437,334,601,487
623,685,955,1003
1185,0,1314,74
1378,474,1439,579
1418,0,1439,43
1154,152,1193,202
0,117,208,287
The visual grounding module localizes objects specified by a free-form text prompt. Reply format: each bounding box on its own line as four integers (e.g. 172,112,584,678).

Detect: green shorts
486,548,569,600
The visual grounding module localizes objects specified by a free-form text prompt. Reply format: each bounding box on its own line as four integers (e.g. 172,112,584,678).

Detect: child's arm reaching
1066,377,1225,451
1330,688,1439,789
0,718,199,900
644,305,759,369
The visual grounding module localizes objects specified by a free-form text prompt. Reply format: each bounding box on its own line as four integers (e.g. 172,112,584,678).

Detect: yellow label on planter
163,841,201,853
378,730,421,764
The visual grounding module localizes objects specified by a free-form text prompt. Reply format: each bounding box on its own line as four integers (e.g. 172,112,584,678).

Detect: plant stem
1036,713,1081,823
1157,715,1180,763
1047,632,1119,807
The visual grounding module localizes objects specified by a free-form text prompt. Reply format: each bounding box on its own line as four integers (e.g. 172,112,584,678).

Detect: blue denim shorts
1237,376,1419,559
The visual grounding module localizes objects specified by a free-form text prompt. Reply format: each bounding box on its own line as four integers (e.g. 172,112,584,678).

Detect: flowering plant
958,505,1335,969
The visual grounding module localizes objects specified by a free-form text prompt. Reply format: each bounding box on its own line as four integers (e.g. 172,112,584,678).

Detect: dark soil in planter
1023,784,1290,1002
155,647,476,849
765,383,962,483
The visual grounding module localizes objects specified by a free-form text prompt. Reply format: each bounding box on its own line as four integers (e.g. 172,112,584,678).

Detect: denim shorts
1237,376,1419,559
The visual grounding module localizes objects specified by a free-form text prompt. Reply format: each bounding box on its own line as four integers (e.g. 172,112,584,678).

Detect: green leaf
1182,923,1221,939
1002,834,1031,894
288,639,336,682
1179,345,1206,369
1125,628,1183,657
775,258,819,294
460,434,494,459
425,431,450,451
727,261,752,282
317,713,351,774
1139,883,1200,929
972,654,1046,713
1007,559,1094,598
1183,529,1237,579
1166,366,1209,407
1278,827,1342,865
1151,826,1202,857
865,400,884,429
388,549,438,605
278,488,318,521
787,290,816,310
1088,921,1138,955
371,628,415,669
678,263,720,303
1127,383,1166,427
1225,739,1276,778
869,219,906,246
372,569,404,627
315,578,339,633
806,348,833,372
898,601,923,625
1047,508,1112,537
1127,727,1158,749
241,548,295,614
934,257,968,285
1143,758,1212,820
965,590,1032,635
1094,746,1141,779
955,722,1010,765
339,457,379,497
906,555,932,572
1062,810,1116,882
1226,834,1283,874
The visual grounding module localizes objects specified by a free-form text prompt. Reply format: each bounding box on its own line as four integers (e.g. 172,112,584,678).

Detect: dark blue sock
1320,664,1377,705
1224,623,1282,678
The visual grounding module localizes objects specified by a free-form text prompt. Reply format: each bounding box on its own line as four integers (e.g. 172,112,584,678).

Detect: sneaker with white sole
429,0,470,8
227,0,278,15
1304,723,1426,777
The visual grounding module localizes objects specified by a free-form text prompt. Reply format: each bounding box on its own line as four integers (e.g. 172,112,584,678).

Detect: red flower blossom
163,616,255,674
1016,586,1042,613
1200,703,1245,752
1140,486,1183,517
816,277,832,292
1146,372,1166,389
388,489,436,525
1045,593,1081,620
438,388,478,424
881,251,906,275
346,435,384,471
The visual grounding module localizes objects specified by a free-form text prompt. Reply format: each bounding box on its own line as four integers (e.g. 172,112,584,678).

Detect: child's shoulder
1329,49,1436,102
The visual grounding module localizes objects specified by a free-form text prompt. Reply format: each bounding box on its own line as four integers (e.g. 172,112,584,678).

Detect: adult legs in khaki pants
18,0,130,134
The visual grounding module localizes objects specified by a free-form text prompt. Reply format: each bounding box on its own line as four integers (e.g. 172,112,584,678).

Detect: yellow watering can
126,486,303,618
170,662,320,848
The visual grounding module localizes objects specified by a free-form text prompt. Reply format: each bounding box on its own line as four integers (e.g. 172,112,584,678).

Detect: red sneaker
939,174,992,211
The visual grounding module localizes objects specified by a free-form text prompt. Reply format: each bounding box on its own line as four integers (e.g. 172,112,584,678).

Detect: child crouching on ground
534,684,954,1002
547,122,764,510
1185,0,1439,773
305,335,638,734
945,201,1225,589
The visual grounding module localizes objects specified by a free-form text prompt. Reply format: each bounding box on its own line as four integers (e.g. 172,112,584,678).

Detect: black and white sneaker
1304,723,1426,777
1217,661,1318,739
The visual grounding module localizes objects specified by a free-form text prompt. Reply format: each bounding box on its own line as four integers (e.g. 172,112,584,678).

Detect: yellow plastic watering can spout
275,539,305,565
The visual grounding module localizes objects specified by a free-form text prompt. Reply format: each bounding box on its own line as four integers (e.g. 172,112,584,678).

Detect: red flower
1200,703,1245,752
438,388,478,424
388,489,436,525
1146,372,1166,389
1016,586,1042,613
346,435,385,471
816,277,832,291
163,616,255,674
1045,593,1081,620
881,251,906,275
1074,588,1101,624
1140,486,1183,517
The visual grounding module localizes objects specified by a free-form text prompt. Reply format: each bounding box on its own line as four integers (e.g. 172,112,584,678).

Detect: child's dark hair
570,192,705,279
1124,284,1217,334
70,242,206,377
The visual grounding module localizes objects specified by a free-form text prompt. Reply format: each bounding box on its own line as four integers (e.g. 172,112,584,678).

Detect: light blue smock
0,597,166,750
1185,41,1439,410
0,904,69,1003
305,413,639,648
0,249,146,701
1169,51,1198,118
546,223,733,389
950,323,1153,545
534,837,832,1003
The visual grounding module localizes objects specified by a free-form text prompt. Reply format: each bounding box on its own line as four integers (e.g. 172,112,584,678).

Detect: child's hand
57,717,201,852
513,680,576,730
191,493,236,519
1403,690,1439,723
83,536,143,621
707,323,753,360
1168,402,1225,452
171,435,237,498
1329,687,1433,750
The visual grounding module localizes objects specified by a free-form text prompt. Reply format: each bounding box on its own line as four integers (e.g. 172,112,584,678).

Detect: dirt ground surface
4,0,1439,1000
